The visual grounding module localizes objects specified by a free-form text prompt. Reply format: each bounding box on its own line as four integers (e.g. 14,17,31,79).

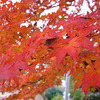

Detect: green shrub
73,89,85,100
69,78,85,100
86,93,100,100
45,87,63,100
51,93,63,100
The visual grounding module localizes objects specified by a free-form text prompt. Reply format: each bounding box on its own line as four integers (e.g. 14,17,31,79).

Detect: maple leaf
93,73,100,88
1,0,8,3
0,70,17,79
48,43,78,68
0,62,17,79
81,37,97,51
14,61,31,70
82,72,93,96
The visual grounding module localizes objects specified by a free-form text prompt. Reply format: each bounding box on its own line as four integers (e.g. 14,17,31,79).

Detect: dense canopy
0,0,100,99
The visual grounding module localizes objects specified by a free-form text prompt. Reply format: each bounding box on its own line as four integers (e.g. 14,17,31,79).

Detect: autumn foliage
0,0,100,99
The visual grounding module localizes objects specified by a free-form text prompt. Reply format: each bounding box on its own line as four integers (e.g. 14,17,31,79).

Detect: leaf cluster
0,0,100,99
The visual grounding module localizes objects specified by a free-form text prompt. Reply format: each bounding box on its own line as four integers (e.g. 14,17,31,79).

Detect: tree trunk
64,72,70,100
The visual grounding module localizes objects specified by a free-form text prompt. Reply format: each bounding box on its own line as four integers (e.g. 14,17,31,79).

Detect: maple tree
0,0,100,99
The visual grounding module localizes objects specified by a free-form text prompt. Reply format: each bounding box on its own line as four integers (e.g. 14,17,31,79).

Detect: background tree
0,0,100,99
